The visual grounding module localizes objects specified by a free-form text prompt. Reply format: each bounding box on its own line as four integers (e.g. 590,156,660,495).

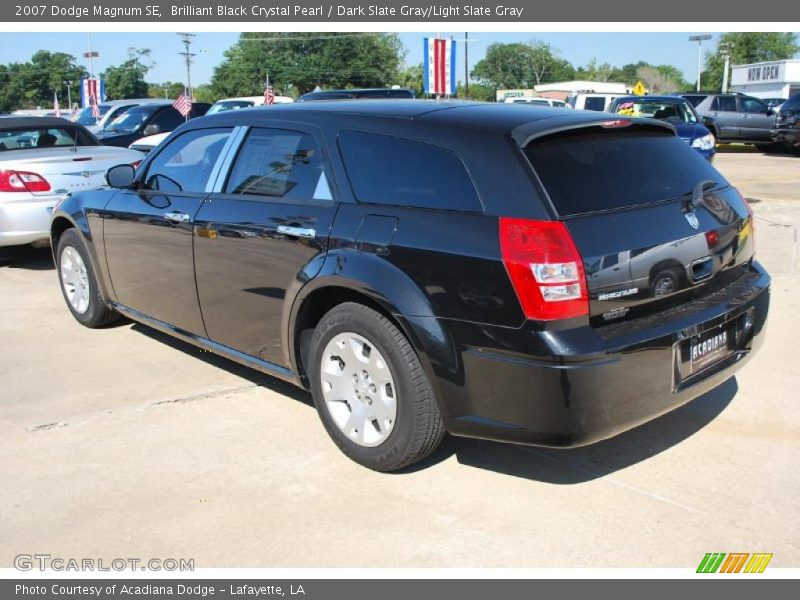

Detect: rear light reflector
705,230,719,248
499,218,589,321
0,170,51,193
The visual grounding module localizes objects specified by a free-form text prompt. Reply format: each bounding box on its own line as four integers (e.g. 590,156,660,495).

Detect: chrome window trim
207,125,249,193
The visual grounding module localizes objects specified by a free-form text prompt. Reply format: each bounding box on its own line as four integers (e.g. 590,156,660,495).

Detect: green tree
455,83,495,102
704,33,799,91
0,51,86,111
471,39,573,89
102,48,152,99
211,32,404,97
147,81,186,100
398,64,424,96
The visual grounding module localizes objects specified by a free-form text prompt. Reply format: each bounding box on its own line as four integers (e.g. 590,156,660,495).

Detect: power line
177,32,196,98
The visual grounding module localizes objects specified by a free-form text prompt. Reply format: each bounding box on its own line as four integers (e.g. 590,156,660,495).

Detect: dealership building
730,59,800,100
495,80,629,102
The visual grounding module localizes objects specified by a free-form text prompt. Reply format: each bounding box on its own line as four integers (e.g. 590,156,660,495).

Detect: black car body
95,102,211,147
771,93,800,150
297,88,415,102
51,101,769,470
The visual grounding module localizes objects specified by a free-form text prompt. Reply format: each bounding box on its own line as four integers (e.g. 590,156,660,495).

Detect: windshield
71,105,111,126
614,99,697,124
0,126,95,151
105,105,159,133
207,100,255,115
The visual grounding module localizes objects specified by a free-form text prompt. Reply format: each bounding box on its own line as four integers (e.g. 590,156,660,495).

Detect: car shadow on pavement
129,323,314,407
410,377,739,483
0,246,54,270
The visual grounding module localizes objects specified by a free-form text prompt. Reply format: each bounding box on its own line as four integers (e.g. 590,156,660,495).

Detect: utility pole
464,32,469,98
720,42,734,93
63,80,73,110
689,34,712,92
177,32,196,99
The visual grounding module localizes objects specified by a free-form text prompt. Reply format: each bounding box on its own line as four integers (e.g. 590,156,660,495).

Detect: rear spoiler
511,116,676,148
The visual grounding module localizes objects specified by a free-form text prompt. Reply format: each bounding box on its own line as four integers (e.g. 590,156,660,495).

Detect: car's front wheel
308,302,445,471
56,229,120,328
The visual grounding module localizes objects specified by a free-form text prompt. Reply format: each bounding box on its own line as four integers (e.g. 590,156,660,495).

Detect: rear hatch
1,146,142,196
521,121,755,326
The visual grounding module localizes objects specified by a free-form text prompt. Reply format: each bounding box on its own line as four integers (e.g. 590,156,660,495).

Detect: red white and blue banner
424,37,457,96
80,78,105,109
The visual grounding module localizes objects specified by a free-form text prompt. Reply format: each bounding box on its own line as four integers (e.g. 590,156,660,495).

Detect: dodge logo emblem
685,212,700,229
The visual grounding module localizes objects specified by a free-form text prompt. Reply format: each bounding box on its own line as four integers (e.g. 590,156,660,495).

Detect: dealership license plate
690,328,731,373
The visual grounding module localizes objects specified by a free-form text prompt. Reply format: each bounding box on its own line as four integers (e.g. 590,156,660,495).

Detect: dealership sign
732,61,787,86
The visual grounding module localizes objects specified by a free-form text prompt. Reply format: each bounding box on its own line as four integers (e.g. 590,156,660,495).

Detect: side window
740,97,767,113
144,128,231,193
151,108,185,133
338,131,482,212
224,128,331,202
717,96,737,112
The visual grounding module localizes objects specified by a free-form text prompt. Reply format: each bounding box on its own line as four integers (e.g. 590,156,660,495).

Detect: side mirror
143,124,161,136
106,164,136,189
766,108,774,116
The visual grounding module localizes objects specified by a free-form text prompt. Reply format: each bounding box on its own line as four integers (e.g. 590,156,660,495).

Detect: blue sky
1,32,797,86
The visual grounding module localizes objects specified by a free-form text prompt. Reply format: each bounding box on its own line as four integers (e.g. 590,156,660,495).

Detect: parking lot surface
1,151,798,568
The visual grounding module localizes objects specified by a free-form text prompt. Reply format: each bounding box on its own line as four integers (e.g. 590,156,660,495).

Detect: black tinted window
682,95,706,107
584,97,606,111
716,96,737,112
151,108,185,132
225,128,331,201
338,131,481,212
524,127,727,216
145,128,231,193
740,97,767,113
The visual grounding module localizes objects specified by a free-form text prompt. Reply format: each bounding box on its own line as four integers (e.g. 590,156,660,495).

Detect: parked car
0,116,142,248
95,101,211,147
608,96,716,160
504,97,568,108
567,92,621,111
51,101,769,471
207,95,293,115
72,99,165,134
762,97,787,113
770,93,800,152
681,93,777,148
128,132,169,154
297,88,415,102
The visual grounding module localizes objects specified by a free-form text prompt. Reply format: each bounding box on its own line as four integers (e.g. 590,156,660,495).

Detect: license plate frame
688,326,733,374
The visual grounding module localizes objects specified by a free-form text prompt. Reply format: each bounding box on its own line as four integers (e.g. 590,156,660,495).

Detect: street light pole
63,80,73,110
720,42,734,94
689,35,712,92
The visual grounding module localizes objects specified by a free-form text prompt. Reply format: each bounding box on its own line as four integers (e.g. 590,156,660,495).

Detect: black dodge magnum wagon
51,101,770,471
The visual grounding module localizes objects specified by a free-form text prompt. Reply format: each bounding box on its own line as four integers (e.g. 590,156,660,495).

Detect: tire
56,229,120,328
308,302,445,471
650,267,683,298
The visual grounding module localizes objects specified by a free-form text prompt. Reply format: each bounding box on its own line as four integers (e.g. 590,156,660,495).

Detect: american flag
89,93,101,119
264,77,275,105
173,94,192,117
53,92,61,118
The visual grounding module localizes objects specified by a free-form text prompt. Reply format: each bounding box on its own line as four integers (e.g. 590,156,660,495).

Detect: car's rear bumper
0,193,62,247
434,262,770,447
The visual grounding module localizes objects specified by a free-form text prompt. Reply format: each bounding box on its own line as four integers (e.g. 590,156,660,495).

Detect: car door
737,96,774,142
709,96,740,140
103,127,233,335
193,125,339,367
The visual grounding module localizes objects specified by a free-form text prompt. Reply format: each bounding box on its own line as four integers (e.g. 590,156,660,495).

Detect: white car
128,131,170,154
0,116,143,248
206,95,294,115
504,97,568,108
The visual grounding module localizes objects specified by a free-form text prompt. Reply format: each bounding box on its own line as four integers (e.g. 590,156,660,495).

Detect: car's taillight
499,217,589,321
0,170,51,193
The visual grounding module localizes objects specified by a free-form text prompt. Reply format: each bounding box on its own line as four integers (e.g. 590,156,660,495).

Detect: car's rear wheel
651,267,683,298
308,302,445,471
56,229,120,328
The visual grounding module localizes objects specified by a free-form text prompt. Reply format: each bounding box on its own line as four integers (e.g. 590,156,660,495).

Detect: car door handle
164,211,191,223
277,225,315,239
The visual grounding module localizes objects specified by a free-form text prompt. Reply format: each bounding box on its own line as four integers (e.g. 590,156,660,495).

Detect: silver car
0,116,143,248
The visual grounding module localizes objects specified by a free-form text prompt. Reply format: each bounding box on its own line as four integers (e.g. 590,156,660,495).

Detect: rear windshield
523,126,727,216
0,126,96,151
